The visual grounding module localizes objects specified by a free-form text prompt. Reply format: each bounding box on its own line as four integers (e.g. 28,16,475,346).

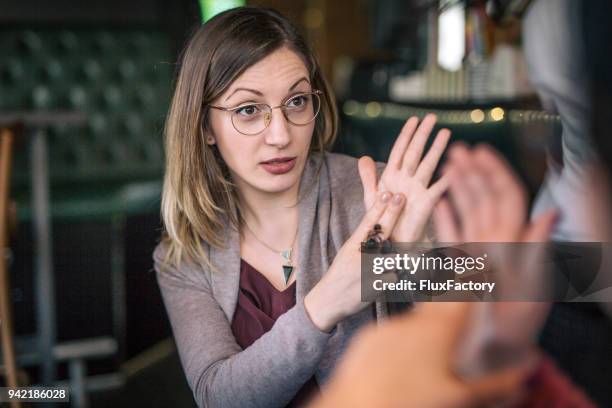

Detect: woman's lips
260,157,297,175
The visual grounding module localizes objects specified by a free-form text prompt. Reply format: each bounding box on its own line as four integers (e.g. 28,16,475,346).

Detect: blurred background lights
437,0,466,72
365,102,382,117
470,108,485,123
490,107,505,121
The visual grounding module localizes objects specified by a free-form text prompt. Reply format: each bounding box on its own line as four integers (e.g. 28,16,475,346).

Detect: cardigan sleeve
153,248,333,407
153,244,333,408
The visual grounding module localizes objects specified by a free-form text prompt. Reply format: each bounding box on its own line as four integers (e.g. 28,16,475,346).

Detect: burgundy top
231,259,320,408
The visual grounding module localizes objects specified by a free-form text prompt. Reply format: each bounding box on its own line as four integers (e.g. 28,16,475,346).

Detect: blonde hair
160,7,338,270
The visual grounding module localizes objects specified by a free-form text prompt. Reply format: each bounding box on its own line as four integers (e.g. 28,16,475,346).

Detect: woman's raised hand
304,191,406,332
359,114,452,243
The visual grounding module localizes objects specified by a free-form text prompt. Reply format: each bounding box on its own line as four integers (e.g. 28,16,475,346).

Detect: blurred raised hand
358,114,452,243
432,142,558,380
433,142,556,243
311,302,532,408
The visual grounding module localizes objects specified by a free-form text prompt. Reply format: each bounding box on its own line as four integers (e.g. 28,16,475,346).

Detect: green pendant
281,248,293,284
283,265,293,284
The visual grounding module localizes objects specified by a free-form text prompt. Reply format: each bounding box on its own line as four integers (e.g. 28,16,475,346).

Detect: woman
154,6,450,407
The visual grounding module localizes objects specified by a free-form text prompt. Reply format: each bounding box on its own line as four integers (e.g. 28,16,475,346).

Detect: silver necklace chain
242,220,298,261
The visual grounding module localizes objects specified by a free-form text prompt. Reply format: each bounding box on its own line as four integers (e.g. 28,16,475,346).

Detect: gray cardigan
153,152,387,408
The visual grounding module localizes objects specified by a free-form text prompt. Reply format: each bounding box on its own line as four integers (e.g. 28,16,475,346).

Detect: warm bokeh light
343,100,359,116
470,109,485,123
365,102,382,117
490,107,505,121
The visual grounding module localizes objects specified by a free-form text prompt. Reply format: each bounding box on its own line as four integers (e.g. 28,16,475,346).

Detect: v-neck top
231,259,297,348
231,259,319,407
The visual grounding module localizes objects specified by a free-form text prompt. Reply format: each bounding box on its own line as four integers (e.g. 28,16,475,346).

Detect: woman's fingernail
381,192,391,203
392,194,403,205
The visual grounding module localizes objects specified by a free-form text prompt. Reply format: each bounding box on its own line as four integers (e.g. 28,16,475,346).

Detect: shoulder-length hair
161,6,338,269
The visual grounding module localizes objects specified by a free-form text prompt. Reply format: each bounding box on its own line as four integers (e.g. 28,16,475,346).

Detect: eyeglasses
208,90,322,136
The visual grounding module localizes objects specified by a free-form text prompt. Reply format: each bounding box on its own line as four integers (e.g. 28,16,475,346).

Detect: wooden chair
0,124,21,408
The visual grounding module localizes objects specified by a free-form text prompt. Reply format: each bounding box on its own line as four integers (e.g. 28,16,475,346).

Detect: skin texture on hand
310,302,534,408
359,114,452,243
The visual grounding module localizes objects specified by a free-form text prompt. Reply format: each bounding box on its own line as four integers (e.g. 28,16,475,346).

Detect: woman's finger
387,116,419,170
375,193,406,240
358,156,378,209
425,167,453,204
415,127,451,185
352,191,391,244
402,113,437,175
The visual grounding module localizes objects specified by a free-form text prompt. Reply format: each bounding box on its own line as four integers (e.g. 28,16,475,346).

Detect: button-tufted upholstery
1,28,172,220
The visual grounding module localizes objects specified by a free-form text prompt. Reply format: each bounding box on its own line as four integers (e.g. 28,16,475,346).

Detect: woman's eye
235,105,260,116
287,95,308,108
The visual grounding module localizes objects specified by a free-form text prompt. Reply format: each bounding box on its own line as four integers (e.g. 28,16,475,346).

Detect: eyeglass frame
207,89,323,136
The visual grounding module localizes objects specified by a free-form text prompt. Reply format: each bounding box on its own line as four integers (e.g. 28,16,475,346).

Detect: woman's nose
263,108,291,148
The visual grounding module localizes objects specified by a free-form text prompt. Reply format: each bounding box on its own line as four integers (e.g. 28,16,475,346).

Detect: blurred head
161,7,337,268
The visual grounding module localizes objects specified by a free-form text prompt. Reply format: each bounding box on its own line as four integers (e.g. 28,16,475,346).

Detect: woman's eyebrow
289,77,310,91
224,77,310,102
225,88,263,102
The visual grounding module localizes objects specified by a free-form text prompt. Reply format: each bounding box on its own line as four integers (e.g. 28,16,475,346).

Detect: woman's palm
359,114,451,242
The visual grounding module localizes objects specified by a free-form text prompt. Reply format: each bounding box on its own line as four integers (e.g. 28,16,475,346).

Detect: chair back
0,124,21,407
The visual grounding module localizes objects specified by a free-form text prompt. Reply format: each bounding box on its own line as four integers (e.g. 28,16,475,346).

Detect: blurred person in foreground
309,1,612,404
521,0,612,405
311,143,597,408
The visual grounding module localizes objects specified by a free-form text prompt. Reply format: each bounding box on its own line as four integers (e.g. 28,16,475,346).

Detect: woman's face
207,46,316,197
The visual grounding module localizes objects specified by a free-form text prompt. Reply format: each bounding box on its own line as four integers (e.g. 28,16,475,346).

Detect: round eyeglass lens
230,92,321,135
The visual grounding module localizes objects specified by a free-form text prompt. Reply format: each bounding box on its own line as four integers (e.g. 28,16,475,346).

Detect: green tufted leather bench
1,28,171,221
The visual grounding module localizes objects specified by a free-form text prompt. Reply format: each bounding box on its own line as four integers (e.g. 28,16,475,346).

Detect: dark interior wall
0,0,165,24
0,0,201,55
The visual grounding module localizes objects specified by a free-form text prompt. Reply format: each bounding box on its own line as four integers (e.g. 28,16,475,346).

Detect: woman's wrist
304,287,337,333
